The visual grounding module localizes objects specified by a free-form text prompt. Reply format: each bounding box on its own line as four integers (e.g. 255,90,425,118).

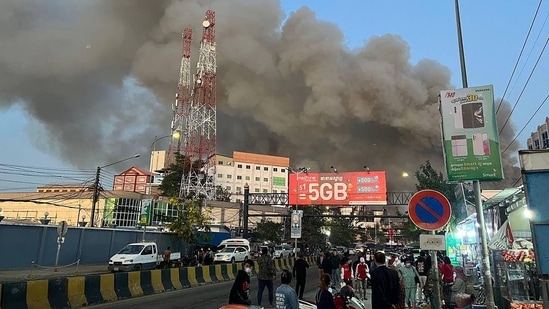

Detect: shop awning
482,187,523,210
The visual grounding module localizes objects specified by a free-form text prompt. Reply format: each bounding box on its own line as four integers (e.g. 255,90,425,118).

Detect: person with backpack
355,257,370,300
414,251,431,303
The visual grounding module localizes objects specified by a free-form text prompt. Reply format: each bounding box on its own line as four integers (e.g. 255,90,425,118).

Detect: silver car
214,246,249,263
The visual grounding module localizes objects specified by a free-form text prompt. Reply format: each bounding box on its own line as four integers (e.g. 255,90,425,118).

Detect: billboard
288,171,387,205
290,210,303,238
440,85,503,181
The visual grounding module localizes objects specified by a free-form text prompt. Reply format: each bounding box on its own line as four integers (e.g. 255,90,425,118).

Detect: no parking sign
408,190,452,231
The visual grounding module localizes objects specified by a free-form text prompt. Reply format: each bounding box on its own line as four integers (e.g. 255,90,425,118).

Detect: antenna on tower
180,10,217,200
167,27,193,166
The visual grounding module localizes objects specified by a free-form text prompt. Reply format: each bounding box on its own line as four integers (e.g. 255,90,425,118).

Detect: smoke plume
0,0,521,190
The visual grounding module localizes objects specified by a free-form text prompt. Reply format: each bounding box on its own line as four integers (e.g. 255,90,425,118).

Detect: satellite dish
202,20,210,28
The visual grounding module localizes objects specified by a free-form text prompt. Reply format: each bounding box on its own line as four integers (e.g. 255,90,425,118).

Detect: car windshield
274,246,283,250
118,244,144,254
219,247,235,253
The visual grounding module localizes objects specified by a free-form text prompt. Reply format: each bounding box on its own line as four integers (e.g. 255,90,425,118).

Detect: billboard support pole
455,0,495,308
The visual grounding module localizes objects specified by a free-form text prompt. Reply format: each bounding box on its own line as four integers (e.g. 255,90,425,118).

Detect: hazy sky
1,0,548,192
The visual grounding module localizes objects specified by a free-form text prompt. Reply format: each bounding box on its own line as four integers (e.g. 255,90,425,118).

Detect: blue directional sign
408,190,452,231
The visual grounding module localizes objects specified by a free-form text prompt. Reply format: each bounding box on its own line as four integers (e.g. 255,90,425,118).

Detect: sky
1,0,548,192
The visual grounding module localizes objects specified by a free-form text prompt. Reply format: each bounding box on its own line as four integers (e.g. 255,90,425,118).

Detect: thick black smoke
0,0,520,190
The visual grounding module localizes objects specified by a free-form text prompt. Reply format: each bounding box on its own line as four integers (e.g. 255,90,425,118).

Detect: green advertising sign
440,85,504,181
140,199,152,226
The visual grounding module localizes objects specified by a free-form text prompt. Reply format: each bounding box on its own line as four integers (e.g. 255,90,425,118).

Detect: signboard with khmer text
440,85,503,181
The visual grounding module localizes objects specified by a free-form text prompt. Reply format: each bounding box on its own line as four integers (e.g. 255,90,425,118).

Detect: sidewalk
0,263,109,283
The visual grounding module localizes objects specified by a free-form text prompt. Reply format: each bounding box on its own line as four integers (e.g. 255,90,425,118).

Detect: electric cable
496,0,544,114
502,93,549,155
499,38,549,135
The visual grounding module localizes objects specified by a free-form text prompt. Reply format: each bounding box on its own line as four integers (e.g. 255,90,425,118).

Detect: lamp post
288,166,310,257
90,154,141,227
148,134,177,194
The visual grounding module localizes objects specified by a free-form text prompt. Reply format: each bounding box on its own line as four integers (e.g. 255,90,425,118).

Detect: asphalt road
88,266,372,309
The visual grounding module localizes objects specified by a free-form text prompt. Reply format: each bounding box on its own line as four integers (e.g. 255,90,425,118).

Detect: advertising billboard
440,85,503,181
288,171,387,205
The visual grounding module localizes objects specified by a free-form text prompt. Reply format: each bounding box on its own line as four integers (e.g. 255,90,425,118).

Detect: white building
527,117,549,150
215,151,290,203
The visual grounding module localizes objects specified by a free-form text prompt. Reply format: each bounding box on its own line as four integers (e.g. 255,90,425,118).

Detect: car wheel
135,264,142,271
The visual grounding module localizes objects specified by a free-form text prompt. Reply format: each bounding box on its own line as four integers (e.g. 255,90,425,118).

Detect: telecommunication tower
180,10,217,200
167,27,193,166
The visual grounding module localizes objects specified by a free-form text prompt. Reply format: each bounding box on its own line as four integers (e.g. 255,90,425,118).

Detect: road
88,266,373,309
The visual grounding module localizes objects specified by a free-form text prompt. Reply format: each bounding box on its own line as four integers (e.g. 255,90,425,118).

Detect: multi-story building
37,183,93,193
215,151,290,202
527,117,549,150
113,167,153,194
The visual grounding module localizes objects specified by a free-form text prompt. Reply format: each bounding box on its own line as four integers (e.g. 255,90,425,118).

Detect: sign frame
408,190,452,231
290,210,303,239
419,234,446,250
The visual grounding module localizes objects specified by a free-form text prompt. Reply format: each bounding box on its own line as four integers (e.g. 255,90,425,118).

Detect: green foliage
328,215,359,247
159,153,186,198
300,206,328,249
166,197,212,244
255,220,283,243
215,186,231,202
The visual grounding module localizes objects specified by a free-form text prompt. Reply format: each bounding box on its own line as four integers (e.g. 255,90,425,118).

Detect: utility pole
90,166,101,227
243,183,249,239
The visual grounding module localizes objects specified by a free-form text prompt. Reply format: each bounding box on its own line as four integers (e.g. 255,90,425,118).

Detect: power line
499,38,549,135
496,0,544,114
502,93,549,155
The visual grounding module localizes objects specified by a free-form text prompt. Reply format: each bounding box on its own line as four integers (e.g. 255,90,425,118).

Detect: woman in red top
341,259,353,283
439,256,454,283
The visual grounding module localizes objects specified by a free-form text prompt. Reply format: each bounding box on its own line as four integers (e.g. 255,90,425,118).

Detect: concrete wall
0,224,187,270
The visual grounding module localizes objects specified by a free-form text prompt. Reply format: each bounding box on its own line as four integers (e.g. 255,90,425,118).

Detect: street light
288,166,310,256
90,154,141,227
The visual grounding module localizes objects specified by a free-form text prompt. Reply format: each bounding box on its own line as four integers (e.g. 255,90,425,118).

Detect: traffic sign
419,234,446,250
57,221,68,236
408,190,452,231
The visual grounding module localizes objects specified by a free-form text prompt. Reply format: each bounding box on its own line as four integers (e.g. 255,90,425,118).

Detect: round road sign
408,189,452,231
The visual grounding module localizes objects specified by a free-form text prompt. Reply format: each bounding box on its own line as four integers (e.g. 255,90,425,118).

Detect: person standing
316,273,336,309
330,250,341,287
317,251,326,278
229,259,254,305
340,258,353,285
161,246,171,269
321,252,334,283
275,269,299,309
257,247,277,308
414,251,431,302
370,251,401,309
400,257,422,309
293,253,310,300
355,257,370,300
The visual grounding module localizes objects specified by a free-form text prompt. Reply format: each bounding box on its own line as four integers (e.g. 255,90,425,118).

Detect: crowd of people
227,247,474,309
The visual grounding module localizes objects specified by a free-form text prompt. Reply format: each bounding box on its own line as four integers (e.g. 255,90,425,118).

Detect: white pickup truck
108,242,181,272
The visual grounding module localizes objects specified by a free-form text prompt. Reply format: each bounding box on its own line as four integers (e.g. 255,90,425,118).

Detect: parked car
214,246,249,263
108,242,180,272
273,244,293,259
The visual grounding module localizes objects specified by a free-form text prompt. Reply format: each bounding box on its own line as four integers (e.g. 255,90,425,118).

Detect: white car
273,244,293,259
214,246,249,263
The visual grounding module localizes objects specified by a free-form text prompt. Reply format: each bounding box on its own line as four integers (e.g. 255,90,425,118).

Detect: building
215,151,290,203
113,166,153,194
527,117,549,150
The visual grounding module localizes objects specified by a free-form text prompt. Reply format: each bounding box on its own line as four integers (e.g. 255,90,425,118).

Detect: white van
217,238,251,252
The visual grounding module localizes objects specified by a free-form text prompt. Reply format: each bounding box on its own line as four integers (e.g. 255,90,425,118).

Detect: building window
280,190,285,193
273,168,278,172
225,186,231,191
254,188,260,193
255,177,260,181
255,166,260,170
217,173,223,178
264,178,268,182
281,168,285,173
262,189,267,193
237,164,242,168
246,165,251,169
236,186,242,193
273,190,278,193
264,167,268,171
227,175,232,179
236,199,242,203
237,175,242,180
543,132,549,149
218,160,223,165
245,176,250,180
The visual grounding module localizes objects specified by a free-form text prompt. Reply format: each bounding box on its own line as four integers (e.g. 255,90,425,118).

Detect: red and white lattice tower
168,27,193,165
180,10,217,199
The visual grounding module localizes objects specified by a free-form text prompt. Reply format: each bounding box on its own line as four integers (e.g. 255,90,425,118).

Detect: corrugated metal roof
483,187,523,209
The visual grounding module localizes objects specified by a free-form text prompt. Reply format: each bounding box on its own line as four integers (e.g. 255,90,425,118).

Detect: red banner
288,171,387,205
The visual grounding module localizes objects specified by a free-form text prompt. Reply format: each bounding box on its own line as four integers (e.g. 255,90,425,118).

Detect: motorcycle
298,283,367,309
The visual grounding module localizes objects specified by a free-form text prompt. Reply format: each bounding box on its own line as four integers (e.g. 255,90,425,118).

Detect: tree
328,216,359,247
300,206,328,250
159,153,186,197
215,186,231,202
414,160,465,231
254,219,283,243
166,197,212,244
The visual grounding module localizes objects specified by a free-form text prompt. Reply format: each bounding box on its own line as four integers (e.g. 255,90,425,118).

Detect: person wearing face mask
229,259,255,305
399,257,421,309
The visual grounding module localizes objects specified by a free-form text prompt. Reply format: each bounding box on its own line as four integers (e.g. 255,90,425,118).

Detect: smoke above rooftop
0,0,520,190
